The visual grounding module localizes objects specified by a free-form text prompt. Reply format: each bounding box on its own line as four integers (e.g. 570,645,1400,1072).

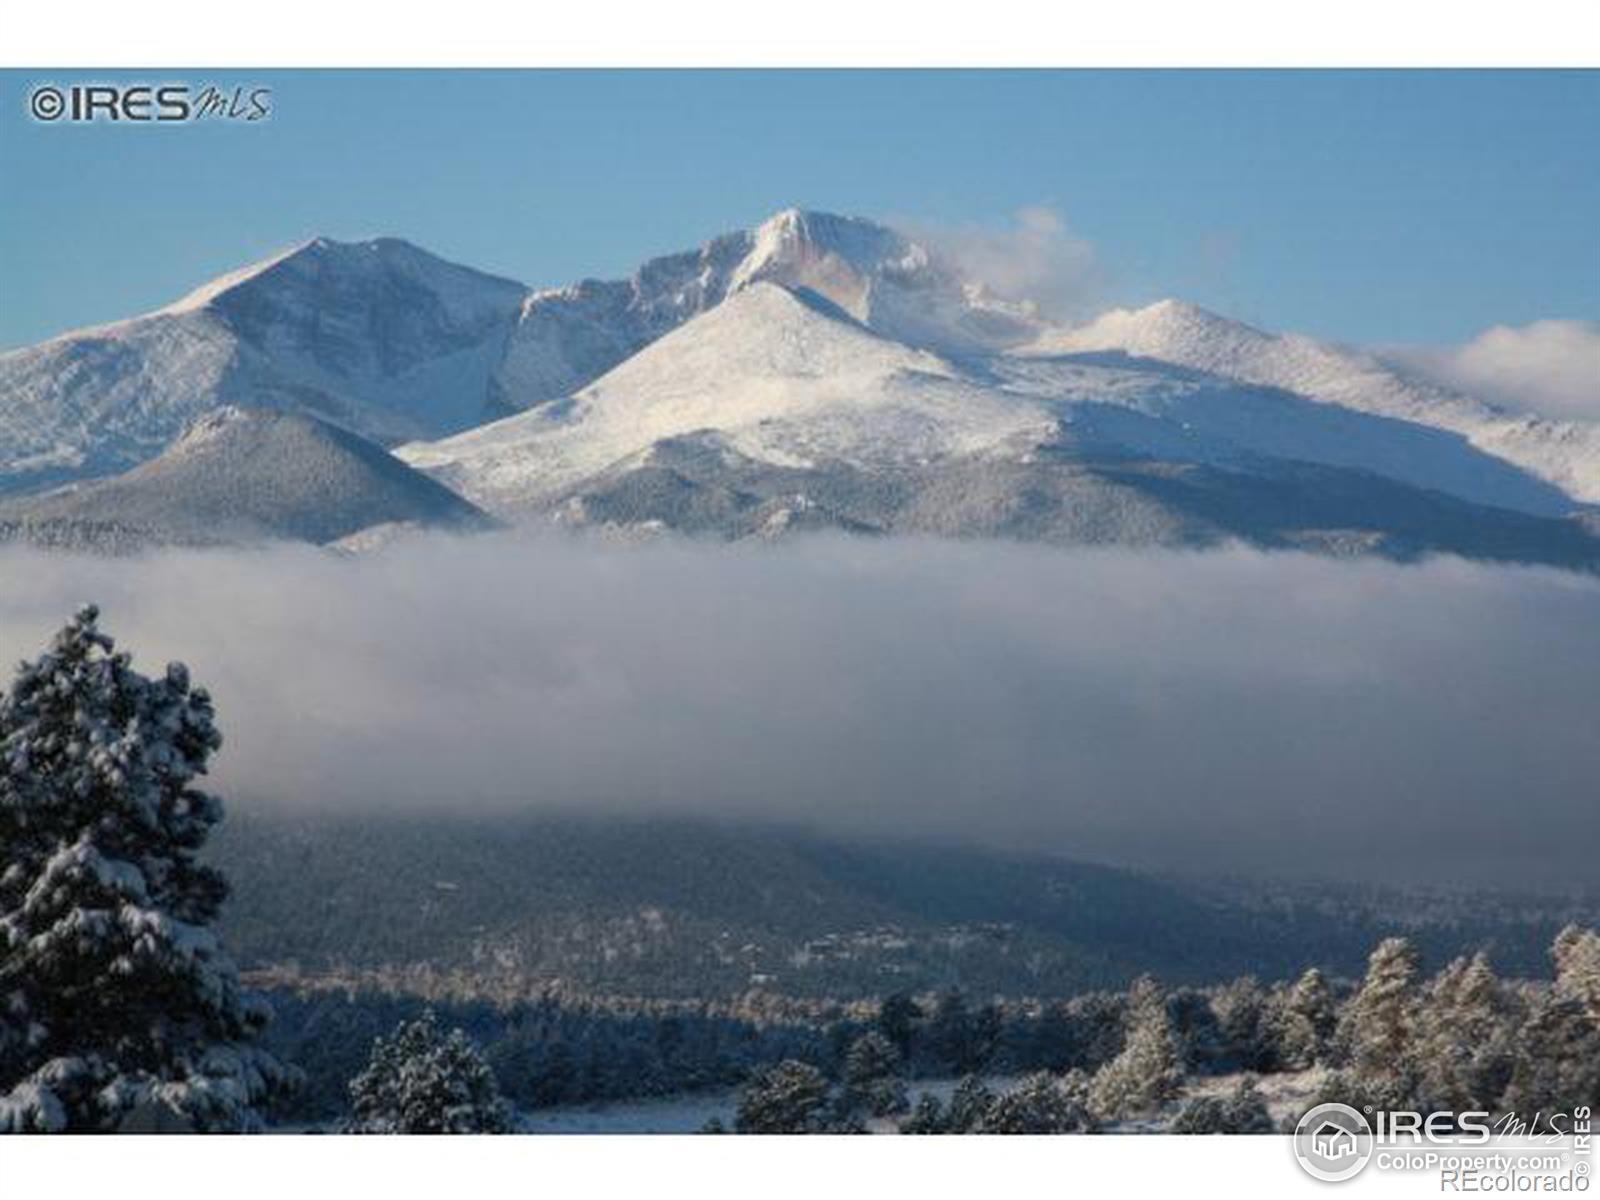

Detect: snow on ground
510,1071,1326,1135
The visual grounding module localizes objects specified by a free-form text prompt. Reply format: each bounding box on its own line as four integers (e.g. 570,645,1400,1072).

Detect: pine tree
1501,987,1600,1120
1501,928,1600,1118
876,992,922,1061
346,1009,513,1133
0,606,292,1133
1279,967,1338,1070
1552,925,1600,1027
1211,976,1272,1072
927,990,974,1073
1416,953,1514,1112
1168,1076,1274,1134
980,1070,1095,1134
1341,937,1421,1080
734,1059,833,1133
941,1073,995,1133
1067,990,1129,1071
1089,976,1184,1119
841,1030,907,1117
898,1091,946,1134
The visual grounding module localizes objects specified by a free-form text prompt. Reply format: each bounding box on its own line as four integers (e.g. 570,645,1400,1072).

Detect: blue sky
1,69,1595,351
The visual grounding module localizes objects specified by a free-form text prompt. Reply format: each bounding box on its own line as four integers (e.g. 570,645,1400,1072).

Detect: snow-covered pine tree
733,1059,834,1133
1279,967,1339,1070
1501,927,1600,1118
940,1073,996,1134
1416,952,1514,1112
0,605,292,1133
1089,975,1185,1119
346,1009,513,1134
1552,925,1600,1027
841,1030,908,1117
1167,1076,1274,1134
979,1070,1096,1134
1340,936,1421,1080
1211,975,1272,1072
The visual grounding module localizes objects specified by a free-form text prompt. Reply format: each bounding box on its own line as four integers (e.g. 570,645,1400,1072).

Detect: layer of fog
2,533,1596,891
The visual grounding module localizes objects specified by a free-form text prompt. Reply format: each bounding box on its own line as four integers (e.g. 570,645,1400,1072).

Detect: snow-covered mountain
492,207,1042,407
4,207,1598,566
0,407,492,549
396,279,1600,565
407,279,1576,517
0,237,528,495
1037,300,1600,506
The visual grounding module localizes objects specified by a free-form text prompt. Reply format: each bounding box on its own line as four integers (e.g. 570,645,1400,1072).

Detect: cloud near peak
1386,318,1600,421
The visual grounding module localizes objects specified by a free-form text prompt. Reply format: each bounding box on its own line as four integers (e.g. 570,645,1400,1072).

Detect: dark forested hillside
214,811,1598,1002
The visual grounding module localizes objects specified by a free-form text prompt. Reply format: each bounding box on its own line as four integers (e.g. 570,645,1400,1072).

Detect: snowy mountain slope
0,407,493,548
404,281,1056,511
540,431,1600,567
492,208,1042,407
0,237,528,495
404,277,1581,512
397,279,1600,567
1035,301,1600,506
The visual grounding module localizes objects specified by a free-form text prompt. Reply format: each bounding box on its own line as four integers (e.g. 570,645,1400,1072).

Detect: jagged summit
496,207,1041,407
729,208,931,301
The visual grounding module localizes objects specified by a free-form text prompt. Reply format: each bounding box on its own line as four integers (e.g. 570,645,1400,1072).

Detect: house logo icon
1294,1102,1375,1182
1314,1121,1359,1160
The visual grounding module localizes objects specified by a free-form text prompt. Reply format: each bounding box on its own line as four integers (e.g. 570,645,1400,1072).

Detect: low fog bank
1,533,1596,890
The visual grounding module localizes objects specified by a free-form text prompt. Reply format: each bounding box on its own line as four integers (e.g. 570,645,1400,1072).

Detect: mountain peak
161,239,324,314
161,235,522,318
1039,298,1271,363
733,208,929,294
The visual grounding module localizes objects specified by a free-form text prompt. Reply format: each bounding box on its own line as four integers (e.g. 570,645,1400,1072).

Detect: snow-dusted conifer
0,606,291,1132
1552,925,1600,1026
1211,975,1273,1071
1502,928,1600,1117
1167,1076,1274,1134
1416,952,1513,1112
346,1009,512,1134
941,1073,996,1133
842,1030,907,1117
1341,937,1421,1079
733,1059,833,1133
980,1070,1095,1134
1089,975,1184,1119
1279,967,1338,1069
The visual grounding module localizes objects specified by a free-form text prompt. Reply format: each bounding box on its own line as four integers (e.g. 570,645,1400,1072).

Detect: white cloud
906,205,1105,320
0,533,1596,889
1387,319,1600,421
